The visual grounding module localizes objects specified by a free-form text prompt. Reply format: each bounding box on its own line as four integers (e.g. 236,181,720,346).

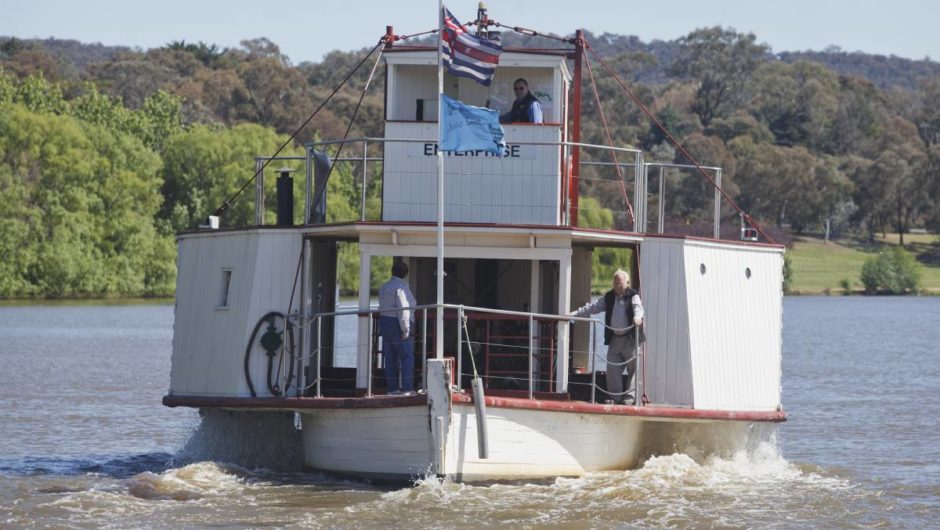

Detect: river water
1,297,937,528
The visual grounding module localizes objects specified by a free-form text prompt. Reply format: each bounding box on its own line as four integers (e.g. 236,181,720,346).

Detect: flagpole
435,0,445,361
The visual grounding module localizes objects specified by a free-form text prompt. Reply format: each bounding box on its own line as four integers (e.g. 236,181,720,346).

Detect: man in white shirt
378,261,417,395
570,269,645,404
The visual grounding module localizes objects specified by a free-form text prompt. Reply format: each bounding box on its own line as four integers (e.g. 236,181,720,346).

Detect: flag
441,7,502,86
439,94,505,155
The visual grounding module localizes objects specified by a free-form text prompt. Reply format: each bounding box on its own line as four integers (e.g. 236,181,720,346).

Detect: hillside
787,234,940,294
1,27,938,299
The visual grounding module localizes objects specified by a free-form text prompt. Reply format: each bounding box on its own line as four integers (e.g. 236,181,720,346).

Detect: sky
2,0,939,64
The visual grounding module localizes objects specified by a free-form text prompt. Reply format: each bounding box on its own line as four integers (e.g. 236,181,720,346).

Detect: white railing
301,303,644,405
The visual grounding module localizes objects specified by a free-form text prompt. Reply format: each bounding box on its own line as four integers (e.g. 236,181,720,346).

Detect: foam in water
173,409,304,472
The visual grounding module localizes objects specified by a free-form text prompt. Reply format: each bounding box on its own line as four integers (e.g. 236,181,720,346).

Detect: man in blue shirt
500,78,543,124
378,261,417,395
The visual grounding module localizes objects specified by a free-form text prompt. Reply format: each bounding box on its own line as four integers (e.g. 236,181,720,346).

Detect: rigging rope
583,40,776,244
211,37,387,220
583,50,636,228
308,43,385,216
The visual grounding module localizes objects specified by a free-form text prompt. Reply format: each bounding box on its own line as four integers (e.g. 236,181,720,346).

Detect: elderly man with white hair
570,269,645,404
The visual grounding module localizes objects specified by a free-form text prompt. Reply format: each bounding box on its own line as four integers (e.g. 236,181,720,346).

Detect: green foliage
160,123,295,231
577,197,633,292
860,247,922,294
0,102,173,298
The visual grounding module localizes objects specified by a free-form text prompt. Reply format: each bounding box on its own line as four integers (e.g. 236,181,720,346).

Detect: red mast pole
569,30,584,227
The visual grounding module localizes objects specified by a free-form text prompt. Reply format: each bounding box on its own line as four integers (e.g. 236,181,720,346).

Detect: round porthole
745,267,752,279
700,263,706,275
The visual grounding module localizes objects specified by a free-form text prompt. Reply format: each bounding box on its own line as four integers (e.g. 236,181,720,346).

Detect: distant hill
778,49,940,90
5,33,939,90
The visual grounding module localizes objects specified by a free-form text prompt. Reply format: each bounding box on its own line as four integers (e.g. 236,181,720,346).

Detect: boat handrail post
528,314,535,399
456,306,464,390
422,308,428,392
304,146,313,224
633,151,644,232
713,167,723,239
658,165,665,234
360,139,368,221
254,157,265,225
315,314,323,398
589,319,596,404
633,326,646,405
366,315,374,397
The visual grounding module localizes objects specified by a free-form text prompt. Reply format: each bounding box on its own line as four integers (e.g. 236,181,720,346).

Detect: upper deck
382,48,571,225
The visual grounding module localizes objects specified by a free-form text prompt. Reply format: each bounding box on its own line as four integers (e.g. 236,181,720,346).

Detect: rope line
584,50,635,228
583,40,775,243
211,37,387,219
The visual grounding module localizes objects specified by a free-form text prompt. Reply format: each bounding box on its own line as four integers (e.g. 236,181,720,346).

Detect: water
1,297,938,528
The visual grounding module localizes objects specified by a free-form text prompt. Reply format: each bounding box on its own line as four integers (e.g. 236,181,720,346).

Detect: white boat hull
301,402,645,482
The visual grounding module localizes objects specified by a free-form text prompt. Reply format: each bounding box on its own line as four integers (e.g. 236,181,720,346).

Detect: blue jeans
379,316,414,392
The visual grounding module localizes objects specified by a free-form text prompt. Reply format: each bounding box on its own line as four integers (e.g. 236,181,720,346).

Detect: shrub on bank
860,247,921,294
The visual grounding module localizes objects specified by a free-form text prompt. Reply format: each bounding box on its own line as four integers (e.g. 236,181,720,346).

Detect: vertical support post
305,146,313,224
456,306,463,389
569,30,584,227
633,152,644,232
254,158,265,225
297,238,308,397
356,248,372,391
528,315,535,400
422,308,428,391
315,315,323,398
589,319,596,403
435,0,445,362
366,314,374,397
635,325,644,406
556,251,572,393
658,166,665,234
361,140,368,221
714,168,722,239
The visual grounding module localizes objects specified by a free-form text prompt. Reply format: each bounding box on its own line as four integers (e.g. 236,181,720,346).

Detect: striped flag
441,7,502,86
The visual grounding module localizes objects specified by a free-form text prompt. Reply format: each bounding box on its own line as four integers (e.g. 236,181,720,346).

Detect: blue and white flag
441,7,502,86
440,94,505,155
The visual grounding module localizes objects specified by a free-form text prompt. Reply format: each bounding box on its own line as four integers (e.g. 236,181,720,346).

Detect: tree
0,102,172,298
670,27,769,127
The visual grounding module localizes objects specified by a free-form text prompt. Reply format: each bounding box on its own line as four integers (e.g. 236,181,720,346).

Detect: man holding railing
570,269,645,405
378,261,417,396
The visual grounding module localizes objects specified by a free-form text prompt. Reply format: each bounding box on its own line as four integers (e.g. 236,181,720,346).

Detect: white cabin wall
382,122,562,225
639,239,693,407
683,242,783,411
170,231,302,397
569,246,593,370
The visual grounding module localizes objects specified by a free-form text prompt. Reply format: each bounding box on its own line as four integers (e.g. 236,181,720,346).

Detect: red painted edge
163,394,786,422
451,392,787,422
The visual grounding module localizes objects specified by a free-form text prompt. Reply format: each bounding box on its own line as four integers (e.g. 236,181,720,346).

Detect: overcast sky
2,0,938,63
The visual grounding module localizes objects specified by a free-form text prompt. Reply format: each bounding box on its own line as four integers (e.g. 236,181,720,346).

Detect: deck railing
244,136,742,240
299,303,643,405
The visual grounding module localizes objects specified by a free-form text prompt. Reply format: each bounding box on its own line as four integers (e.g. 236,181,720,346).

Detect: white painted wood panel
640,239,694,407
170,230,302,397
683,242,783,411
382,122,562,225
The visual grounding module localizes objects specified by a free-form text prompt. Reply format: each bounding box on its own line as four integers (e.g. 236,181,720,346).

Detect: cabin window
218,269,233,309
745,267,752,279
700,263,707,275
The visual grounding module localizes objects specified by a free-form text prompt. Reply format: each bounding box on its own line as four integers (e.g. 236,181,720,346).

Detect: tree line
0,28,938,298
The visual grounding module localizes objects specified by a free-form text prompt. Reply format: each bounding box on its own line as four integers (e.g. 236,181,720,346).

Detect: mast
569,29,584,227
436,1,445,360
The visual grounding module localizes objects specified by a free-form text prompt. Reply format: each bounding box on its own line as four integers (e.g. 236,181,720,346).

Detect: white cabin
167,44,784,414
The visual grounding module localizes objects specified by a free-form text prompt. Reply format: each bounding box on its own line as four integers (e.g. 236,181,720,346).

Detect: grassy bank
787,233,940,295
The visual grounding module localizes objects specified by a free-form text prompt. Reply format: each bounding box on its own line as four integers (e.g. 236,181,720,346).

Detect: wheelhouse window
218,269,233,309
